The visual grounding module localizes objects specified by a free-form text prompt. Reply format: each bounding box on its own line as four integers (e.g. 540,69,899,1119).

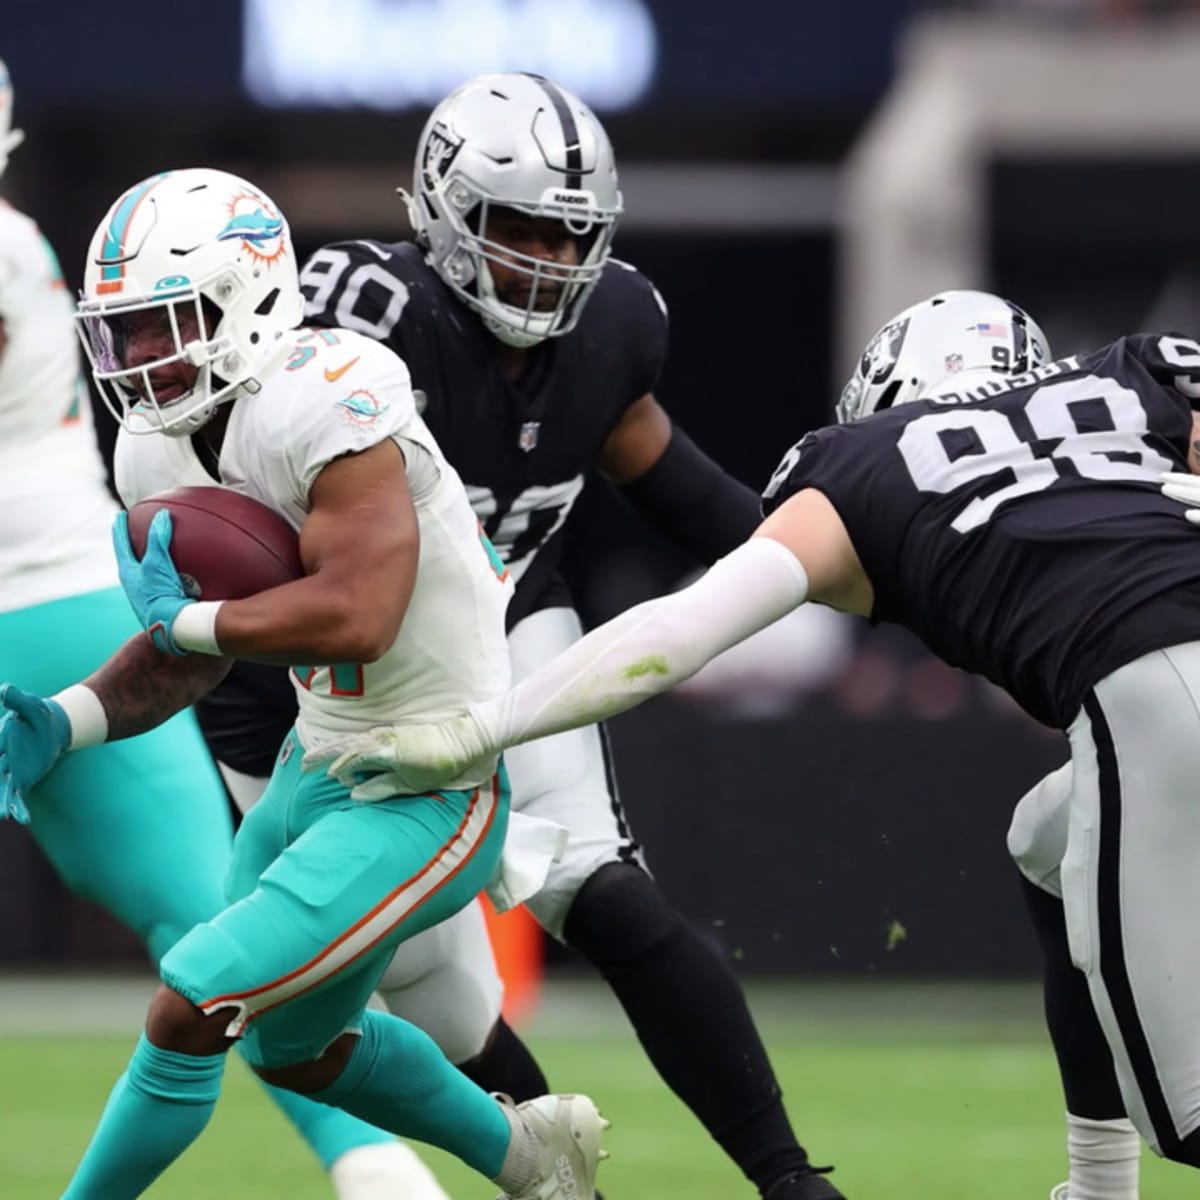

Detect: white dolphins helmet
76,167,304,436
403,72,624,348
0,58,25,180
838,290,1051,424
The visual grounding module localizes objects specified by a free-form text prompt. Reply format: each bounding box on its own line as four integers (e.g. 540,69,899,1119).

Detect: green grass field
0,976,1190,1199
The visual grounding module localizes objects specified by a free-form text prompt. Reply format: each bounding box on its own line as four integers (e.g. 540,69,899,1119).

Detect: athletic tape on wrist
170,601,225,655
50,684,108,749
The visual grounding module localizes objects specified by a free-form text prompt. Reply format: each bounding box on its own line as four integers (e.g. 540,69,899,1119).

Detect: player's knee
145,985,233,1056
562,861,685,969
252,1031,357,1094
1007,766,1072,897
377,965,499,1063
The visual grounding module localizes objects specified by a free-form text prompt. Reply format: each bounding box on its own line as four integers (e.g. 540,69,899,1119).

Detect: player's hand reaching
112,509,195,655
0,684,71,823
303,712,494,801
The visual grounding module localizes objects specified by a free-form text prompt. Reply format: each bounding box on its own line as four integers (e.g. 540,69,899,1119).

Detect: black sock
456,1016,551,1103
564,863,828,1195
1020,874,1126,1118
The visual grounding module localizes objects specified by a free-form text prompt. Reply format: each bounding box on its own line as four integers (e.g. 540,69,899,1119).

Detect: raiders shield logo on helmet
421,122,464,190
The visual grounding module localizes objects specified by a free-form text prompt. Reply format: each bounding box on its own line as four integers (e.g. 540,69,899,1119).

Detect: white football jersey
116,327,513,782
0,201,118,612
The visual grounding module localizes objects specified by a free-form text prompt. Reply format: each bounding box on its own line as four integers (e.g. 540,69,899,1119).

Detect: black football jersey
762,333,1200,728
197,242,667,775
299,240,668,625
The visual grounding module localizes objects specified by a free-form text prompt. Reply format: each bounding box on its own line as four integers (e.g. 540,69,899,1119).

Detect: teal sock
312,1010,511,1178
256,1074,394,1168
61,1034,226,1199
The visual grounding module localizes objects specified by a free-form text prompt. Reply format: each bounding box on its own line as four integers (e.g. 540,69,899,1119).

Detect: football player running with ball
0,63,445,1200
0,166,605,1200
199,72,843,1200
320,293,1200,1188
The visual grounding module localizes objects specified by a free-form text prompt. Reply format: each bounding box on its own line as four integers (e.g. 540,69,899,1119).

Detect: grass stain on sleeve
623,655,670,681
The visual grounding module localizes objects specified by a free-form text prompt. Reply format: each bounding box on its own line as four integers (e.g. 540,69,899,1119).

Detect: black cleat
763,1168,846,1200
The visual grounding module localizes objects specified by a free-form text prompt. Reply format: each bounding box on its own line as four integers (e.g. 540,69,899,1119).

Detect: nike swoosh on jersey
324,357,360,382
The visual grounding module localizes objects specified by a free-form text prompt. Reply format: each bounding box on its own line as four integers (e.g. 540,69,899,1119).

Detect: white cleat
495,1093,610,1200
330,1141,452,1200
1048,1185,1068,1200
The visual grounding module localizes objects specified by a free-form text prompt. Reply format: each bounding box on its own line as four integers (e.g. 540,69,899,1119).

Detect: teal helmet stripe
99,173,168,283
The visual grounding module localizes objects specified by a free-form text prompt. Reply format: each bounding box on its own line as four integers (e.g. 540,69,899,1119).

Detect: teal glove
113,509,194,655
0,684,70,823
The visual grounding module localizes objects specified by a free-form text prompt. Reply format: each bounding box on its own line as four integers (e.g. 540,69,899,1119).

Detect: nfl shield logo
944,352,964,373
519,421,540,452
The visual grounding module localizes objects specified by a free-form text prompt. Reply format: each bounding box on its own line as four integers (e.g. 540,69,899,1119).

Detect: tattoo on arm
83,635,233,741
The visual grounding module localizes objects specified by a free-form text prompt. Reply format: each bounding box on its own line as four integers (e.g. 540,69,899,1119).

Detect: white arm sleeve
473,536,809,750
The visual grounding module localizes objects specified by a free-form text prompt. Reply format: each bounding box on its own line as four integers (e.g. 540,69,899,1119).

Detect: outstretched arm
315,489,871,796
471,487,871,747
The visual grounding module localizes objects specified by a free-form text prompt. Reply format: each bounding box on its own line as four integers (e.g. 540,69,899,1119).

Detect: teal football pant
162,730,510,1068
1,587,403,1167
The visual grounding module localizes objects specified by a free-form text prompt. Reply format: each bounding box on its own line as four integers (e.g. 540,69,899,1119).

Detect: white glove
301,710,494,801
1162,471,1200,525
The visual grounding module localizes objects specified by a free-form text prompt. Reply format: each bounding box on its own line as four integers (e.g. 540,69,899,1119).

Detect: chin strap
481,309,550,350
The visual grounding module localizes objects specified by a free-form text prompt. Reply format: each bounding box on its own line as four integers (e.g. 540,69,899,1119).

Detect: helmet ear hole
254,288,280,317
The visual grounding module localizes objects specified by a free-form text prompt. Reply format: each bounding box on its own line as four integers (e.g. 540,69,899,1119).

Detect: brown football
126,486,303,601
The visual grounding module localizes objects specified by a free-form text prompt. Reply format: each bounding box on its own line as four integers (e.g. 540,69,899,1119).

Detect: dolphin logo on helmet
218,208,286,246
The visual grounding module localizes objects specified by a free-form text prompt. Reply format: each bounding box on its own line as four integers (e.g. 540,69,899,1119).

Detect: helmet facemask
77,267,263,437
411,177,620,349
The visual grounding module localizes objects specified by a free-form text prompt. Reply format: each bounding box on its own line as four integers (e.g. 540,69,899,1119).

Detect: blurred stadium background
4,0,1200,1194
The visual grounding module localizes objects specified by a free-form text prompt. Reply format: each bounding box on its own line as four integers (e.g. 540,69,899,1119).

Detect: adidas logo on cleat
556,1154,580,1199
